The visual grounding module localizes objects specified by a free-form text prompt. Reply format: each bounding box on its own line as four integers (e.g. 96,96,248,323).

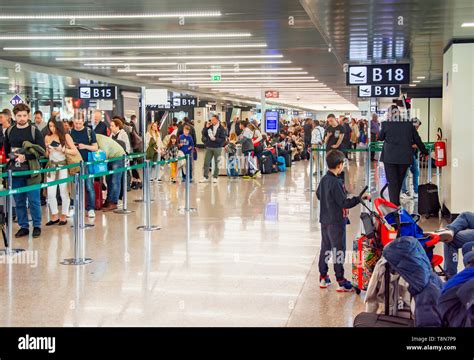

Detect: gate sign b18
347,64,410,85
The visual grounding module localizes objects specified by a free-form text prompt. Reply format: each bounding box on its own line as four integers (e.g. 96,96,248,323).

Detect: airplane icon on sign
351,72,364,78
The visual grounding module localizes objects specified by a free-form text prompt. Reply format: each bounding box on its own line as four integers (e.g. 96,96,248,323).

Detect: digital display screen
265,111,279,133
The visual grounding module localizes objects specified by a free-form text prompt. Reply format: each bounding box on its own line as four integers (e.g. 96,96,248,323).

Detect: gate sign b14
79,86,117,100
347,64,410,85
358,85,400,98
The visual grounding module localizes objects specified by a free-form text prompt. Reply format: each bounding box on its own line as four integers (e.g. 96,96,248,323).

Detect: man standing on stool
199,115,226,184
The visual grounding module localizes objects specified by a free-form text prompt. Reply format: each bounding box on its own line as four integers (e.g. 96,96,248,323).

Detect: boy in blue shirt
316,150,370,292
178,125,195,182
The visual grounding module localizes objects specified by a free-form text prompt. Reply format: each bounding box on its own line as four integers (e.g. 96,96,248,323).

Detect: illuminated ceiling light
186,79,320,84
163,76,315,81
0,77,9,80
104,60,291,67
416,76,426,79
0,32,251,40
90,63,178,67
409,84,417,87
136,72,308,76
0,11,222,20
5,44,267,51
117,67,303,72
461,23,474,27
412,80,421,83
56,54,284,61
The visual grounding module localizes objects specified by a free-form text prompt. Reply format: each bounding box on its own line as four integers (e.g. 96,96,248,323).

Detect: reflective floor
0,152,447,327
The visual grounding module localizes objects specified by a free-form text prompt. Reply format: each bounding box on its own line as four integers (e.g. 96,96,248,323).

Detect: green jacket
146,137,158,161
22,141,46,185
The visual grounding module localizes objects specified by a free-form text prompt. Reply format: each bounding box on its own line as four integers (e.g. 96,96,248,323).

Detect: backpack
6,125,36,143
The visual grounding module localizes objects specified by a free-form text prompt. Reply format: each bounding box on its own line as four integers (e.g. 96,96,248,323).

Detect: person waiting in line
311,120,326,176
70,114,99,218
378,105,428,206
95,134,125,212
349,118,359,151
370,113,381,160
324,114,344,152
316,150,370,292
237,120,259,179
401,118,423,200
145,121,164,183
130,114,139,134
340,117,352,159
90,110,108,136
44,119,79,226
176,117,197,149
225,133,239,177
33,110,48,138
4,103,46,238
165,135,179,183
178,125,194,182
303,118,313,161
110,118,131,154
199,115,226,184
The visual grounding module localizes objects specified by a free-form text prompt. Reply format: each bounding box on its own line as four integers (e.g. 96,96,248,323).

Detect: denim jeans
402,155,420,194
84,167,95,211
106,159,124,204
444,212,474,277
12,177,42,229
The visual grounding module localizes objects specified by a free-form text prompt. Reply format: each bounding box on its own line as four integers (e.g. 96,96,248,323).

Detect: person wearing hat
435,211,474,278
400,117,423,200
438,240,474,327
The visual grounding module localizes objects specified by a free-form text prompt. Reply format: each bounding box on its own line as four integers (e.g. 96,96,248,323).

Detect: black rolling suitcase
418,154,440,218
259,155,273,174
284,153,291,168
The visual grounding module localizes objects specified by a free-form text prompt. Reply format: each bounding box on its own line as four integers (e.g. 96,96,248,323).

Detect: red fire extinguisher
434,128,447,167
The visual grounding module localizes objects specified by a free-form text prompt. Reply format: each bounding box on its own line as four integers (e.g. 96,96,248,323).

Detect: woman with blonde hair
145,121,164,182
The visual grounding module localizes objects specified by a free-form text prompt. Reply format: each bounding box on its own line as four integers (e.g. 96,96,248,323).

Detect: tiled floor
0,152,448,327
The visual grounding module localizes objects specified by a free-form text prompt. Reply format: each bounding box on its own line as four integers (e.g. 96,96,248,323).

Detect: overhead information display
347,64,410,85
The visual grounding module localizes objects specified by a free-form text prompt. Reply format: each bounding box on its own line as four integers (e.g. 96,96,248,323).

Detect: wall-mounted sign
211,74,221,82
10,94,24,106
79,86,117,100
347,64,410,85
358,85,400,98
265,90,279,99
265,111,279,134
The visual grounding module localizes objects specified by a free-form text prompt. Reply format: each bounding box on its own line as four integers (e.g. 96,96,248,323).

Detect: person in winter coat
383,236,443,327
438,241,474,327
199,115,226,183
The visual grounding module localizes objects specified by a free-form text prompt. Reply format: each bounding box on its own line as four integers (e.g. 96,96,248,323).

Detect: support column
442,41,474,214
261,88,267,132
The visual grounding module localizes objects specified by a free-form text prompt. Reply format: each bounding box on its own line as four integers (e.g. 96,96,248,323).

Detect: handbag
88,150,107,174
192,147,198,161
0,145,7,164
66,150,82,176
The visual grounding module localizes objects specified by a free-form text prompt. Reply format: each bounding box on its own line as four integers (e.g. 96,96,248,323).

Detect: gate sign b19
358,85,400,98
347,64,410,85
79,86,117,100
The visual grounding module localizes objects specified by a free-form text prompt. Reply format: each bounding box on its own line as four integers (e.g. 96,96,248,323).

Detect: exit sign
211,74,221,82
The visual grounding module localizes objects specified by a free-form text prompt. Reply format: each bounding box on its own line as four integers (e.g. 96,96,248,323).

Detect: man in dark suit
379,105,429,206
91,110,108,136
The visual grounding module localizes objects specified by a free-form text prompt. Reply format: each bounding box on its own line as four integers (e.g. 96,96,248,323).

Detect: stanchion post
179,154,197,213
79,161,94,229
61,174,92,265
137,160,160,231
114,155,134,215
0,170,25,255
305,149,314,193
316,146,321,185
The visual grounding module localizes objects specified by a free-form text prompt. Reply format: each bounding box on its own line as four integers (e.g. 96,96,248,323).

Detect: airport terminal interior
0,0,473,329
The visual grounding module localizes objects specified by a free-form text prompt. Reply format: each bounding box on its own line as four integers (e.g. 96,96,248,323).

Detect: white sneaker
88,210,96,218
212,177,218,184
67,209,74,218
199,178,210,183
117,200,123,208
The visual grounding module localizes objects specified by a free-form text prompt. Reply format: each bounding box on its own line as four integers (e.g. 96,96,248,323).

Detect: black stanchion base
178,208,197,214
113,209,135,214
0,248,25,255
304,189,316,193
136,225,161,231
80,224,95,230
60,257,93,265
134,199,155,203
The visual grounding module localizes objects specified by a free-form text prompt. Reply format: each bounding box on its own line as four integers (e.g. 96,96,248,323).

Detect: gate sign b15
79,86,117,100
358,85,400,98
347,64,410,85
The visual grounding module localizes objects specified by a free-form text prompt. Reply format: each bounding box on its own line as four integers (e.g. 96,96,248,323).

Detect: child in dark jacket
316,150,370,292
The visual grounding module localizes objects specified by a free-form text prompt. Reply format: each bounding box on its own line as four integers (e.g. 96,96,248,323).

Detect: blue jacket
438,269,474,327
383,236,443,327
